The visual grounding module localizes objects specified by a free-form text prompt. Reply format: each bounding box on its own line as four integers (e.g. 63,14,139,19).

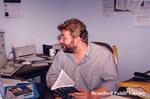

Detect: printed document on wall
134,3,150,26
127,0,143,13
102,0,114,16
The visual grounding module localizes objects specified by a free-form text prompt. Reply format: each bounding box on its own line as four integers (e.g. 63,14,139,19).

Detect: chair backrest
112,45,118,65
92,42,118,65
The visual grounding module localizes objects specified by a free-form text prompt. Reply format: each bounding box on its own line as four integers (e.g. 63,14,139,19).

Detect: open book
51,69,79,97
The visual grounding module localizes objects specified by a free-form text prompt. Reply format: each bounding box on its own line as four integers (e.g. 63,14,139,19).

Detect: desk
11,54,53,79
14,64,51,79
118,71,150,99
13,55,53,99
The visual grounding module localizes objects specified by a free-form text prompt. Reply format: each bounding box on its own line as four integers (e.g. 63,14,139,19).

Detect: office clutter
0,43,54,77
0,31,23,77
0,51,23,76
12,44,52,67
119,71,150,99
0,62,23,76
132,71,150,82
119,81,150,98
0,78,39,99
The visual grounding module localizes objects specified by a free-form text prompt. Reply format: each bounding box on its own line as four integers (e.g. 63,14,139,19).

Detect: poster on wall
127,0,144,14
134,1,150,26
3,0,22,18
102,0,114,16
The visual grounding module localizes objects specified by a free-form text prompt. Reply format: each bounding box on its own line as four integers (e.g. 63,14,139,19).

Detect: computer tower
0,31,5,52
0,31,6,67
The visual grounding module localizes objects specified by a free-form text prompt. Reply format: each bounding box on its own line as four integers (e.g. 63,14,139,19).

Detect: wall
1,0,150,81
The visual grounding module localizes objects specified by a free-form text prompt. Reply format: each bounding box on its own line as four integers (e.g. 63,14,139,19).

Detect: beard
62,40,76,53
63,45,76,53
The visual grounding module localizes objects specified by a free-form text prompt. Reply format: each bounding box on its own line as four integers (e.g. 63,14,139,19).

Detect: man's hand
55,97,62,99
70,89,91,99
70,87,109,99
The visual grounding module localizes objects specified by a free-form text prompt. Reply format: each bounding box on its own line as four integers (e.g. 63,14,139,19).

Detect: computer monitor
0,53,7,68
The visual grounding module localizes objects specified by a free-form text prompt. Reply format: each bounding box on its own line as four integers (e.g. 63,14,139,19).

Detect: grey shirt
46,43,119,92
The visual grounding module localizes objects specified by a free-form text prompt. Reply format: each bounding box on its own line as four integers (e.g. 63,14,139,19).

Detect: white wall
1,0,150,81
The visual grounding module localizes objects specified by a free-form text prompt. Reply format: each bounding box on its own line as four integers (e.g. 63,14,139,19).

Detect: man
46,18,119,99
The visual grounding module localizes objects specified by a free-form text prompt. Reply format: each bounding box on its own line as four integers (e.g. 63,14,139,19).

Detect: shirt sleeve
46,51,64,88
100,49,119,92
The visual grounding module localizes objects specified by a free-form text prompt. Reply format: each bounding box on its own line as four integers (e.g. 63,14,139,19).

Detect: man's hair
57,18,88,44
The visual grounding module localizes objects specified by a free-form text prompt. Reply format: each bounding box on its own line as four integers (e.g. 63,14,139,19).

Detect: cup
49,48,56,57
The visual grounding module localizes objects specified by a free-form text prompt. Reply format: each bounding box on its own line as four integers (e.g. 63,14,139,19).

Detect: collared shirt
46,42,119,92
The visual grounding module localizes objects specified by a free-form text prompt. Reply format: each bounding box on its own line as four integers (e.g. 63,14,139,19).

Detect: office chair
92,41,118,65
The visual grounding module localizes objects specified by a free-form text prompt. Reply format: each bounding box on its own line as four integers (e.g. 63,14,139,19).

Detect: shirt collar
85,43,90,56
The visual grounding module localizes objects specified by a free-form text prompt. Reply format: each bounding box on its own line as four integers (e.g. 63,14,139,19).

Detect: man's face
59,30,76,53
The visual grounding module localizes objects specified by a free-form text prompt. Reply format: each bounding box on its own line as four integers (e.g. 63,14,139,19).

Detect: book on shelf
51,69,79,97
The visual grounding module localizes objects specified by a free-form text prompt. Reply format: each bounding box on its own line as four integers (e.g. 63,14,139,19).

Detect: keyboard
0,62,23,76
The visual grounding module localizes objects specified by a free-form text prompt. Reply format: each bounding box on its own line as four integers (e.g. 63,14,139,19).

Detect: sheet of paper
4,3,22,18
51,69,75,90
102,0,114,16
134,6,150,26
102,95,131,99
127,0,144,13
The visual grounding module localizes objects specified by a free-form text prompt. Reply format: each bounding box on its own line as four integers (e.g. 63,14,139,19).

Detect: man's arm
46,51,63,88
100,49,119,92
